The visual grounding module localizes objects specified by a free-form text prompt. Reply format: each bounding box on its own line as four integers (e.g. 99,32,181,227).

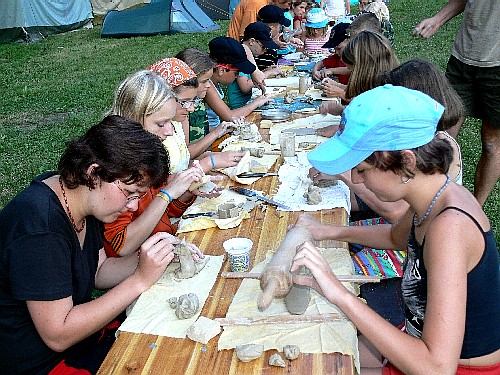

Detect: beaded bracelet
209,154,216,169
157,189,173,202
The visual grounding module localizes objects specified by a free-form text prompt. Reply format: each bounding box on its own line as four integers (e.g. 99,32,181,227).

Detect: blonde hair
342,31,399,100
305,25,328,38
108,70,175,125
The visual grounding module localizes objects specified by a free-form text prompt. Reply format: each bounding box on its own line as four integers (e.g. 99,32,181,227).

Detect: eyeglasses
255,39,267,51
113,182,148,203
177,96,202,109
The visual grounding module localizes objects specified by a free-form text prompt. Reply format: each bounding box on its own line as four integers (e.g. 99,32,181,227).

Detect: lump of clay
189,175,211,191
235,344,264,362
303,184,322,205
268,353,286,367
186,316,221,344
169,293,199,319
283,345,300,360
241,147,264,158
173,239,209,279
283,92,296,104
314,178,338,188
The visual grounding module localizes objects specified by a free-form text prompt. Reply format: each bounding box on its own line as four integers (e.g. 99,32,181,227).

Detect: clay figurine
174,239,209,279
303,184,322,205
169,293,199,319
283,345,300,360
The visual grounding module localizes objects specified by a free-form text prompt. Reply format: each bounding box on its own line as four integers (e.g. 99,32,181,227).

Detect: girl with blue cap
292,85,500,374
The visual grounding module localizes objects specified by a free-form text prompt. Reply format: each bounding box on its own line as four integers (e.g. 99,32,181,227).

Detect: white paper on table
119,255,224,337
269,113,341,147
274,151,351,212
264,76,300,88
218,248,360,374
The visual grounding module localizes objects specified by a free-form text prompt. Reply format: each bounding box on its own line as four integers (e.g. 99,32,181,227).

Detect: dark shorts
446,55,500,127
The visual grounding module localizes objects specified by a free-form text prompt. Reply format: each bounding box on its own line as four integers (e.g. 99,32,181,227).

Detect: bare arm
204,84,272,121
291,213,471,373
106,168,203,256
413,0,466,38
27,233,176,352
294,212,411,250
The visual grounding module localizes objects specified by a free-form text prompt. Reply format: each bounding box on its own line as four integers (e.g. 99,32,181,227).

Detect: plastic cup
223,238,253,272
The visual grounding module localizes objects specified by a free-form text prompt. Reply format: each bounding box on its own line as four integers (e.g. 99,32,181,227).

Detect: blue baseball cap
305,8,328,28
307,85,445,175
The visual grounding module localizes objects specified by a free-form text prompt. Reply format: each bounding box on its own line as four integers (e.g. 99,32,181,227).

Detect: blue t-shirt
227,72,253,110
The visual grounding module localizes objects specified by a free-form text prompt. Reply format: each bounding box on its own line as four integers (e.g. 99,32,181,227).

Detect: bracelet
209,154,216,169
158,189,173,202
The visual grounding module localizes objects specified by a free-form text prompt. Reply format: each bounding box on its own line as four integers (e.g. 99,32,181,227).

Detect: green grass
0,1,498,247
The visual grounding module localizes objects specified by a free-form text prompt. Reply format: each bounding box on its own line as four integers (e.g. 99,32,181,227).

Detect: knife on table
236,172,278,178
282,127,317,135
229,186,291,210
181,212,217,219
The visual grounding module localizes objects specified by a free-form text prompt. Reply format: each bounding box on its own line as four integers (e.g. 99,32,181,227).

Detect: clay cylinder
299,75,307,94
257,226,313,311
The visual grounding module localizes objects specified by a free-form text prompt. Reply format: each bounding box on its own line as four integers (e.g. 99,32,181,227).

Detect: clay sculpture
284,269,311,315
235,344,264,362
173,239,209,279
283,345,300,360
268,353,286,367
169,293,199,319
303,184,322,205
257,226,313,312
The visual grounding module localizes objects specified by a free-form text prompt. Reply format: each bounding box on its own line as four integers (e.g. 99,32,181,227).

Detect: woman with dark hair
297,85,500,374
0,115,178,374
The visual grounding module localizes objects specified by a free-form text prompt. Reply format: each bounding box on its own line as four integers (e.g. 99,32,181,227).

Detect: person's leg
473,64,500,205
474,121,500,205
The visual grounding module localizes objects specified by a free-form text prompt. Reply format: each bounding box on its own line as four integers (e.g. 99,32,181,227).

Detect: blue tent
101,0,220,38
0,0,93,43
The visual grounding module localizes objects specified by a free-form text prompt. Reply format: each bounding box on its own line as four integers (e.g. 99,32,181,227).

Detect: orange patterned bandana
148,57,196,87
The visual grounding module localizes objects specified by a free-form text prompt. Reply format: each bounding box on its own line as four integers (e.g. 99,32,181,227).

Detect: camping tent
195,0,231,21
0,0,93,43
101,0,220,38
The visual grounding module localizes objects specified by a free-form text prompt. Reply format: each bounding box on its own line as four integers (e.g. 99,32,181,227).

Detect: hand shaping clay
235,344,264,362
258,226,313,311
268,353,286,367
189,175,211,192
173,239,209,279
186,316,221,344
283,345,300,360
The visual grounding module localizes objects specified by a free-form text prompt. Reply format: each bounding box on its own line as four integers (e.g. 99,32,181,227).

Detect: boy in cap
255,4,303,70
311,21,351,82
228,22,283,109
292,84,500,375
204,36,272,134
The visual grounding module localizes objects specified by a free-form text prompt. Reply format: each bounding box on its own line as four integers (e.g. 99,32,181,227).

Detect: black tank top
402,206,500,358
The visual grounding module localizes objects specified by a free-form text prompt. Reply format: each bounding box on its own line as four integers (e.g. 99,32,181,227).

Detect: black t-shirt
0,172,102,374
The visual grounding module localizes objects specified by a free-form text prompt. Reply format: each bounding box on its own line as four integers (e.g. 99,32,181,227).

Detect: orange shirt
103,187,195,257
227,0,269,41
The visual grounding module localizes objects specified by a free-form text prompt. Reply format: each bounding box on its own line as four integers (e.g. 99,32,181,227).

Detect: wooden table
98,113,354,375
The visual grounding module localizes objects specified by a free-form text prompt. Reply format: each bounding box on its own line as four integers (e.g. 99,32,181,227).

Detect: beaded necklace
413,175,451,227
59,176,86,233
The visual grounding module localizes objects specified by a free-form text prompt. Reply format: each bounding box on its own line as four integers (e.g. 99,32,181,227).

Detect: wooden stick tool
221,271,380,283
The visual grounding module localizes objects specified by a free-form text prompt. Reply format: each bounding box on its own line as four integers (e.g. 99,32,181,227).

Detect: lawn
0,0,498,246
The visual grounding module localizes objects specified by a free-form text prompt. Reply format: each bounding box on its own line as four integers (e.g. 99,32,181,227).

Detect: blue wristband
159,189,173,202
210,154,216,169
